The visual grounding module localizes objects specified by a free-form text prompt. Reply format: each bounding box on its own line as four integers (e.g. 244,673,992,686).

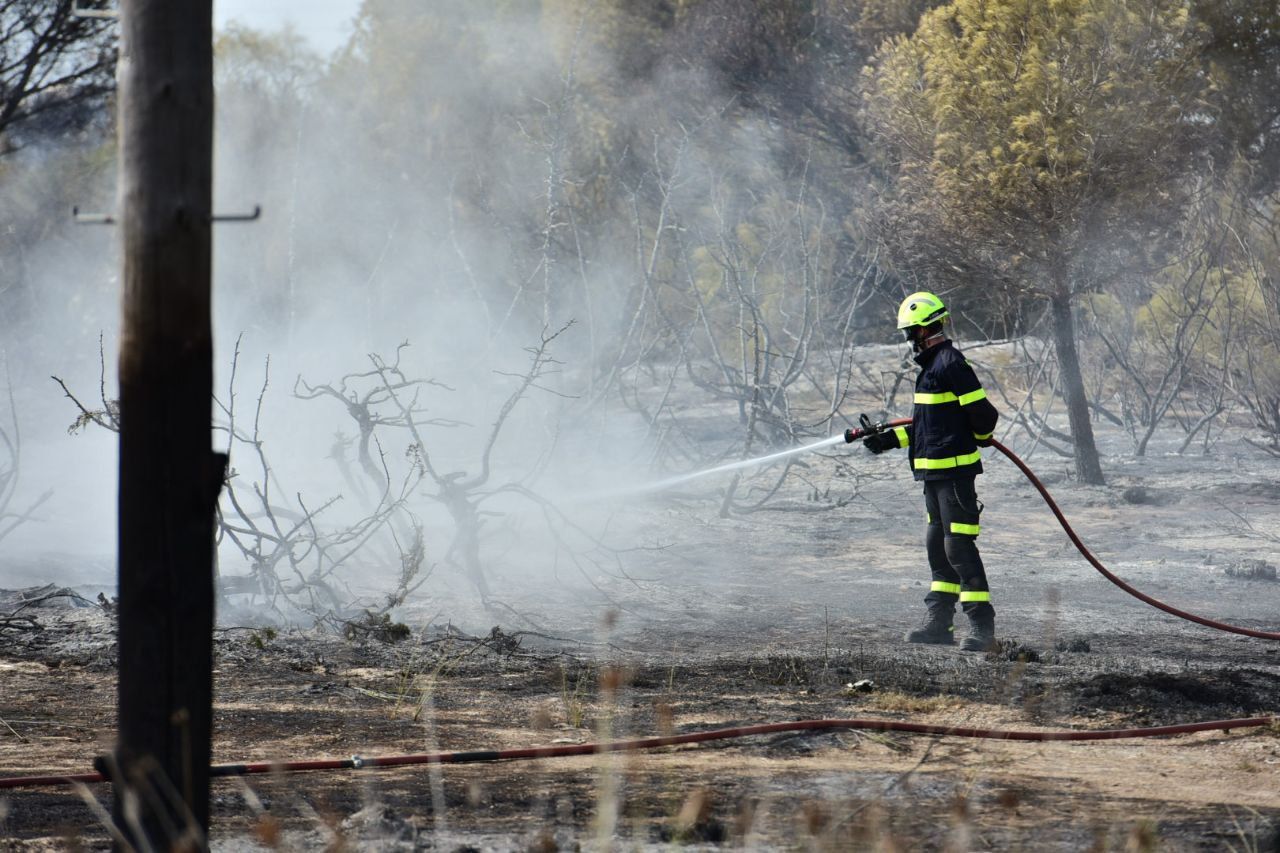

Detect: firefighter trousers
922,476,994,621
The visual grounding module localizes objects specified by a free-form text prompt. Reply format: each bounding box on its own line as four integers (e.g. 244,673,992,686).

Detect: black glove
863,431,899,454
974,433,993,448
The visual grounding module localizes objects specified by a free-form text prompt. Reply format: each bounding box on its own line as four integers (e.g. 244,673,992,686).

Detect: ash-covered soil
3,412,1280,850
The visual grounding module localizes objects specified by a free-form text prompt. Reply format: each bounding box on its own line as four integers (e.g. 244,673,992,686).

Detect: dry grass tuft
864,691,967,714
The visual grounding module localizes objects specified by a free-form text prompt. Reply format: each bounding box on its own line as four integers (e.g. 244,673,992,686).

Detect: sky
214,0,361,52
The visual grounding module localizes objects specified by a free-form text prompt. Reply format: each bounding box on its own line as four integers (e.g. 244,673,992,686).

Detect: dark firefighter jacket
890,340,999,481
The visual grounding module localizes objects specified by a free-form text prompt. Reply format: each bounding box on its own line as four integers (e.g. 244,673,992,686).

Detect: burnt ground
3,420,1280,849
1,607,1278,851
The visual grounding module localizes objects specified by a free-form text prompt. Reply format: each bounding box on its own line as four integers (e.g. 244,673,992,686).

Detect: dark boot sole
904,632,955,645
960,638,997,652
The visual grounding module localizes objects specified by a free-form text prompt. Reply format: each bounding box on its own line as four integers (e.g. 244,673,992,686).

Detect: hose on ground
988,439,1280,641
1,716,1273,790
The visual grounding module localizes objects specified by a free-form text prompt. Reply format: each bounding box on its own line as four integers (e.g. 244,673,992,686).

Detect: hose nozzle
845,413,880,443
847,414,913,444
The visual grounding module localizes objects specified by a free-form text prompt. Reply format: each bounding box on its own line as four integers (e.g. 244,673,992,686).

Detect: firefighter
862,292,1000,651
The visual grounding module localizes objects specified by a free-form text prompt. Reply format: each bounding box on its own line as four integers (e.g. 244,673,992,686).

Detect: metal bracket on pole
73,206,116,224
71,2,119,19
211,205,262,223
72,205,263,225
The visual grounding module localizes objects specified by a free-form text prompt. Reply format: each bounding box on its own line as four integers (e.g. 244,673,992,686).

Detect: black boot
960,611,996,652
904,607,955,645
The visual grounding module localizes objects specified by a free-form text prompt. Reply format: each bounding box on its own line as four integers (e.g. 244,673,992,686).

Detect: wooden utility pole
113,0,220,844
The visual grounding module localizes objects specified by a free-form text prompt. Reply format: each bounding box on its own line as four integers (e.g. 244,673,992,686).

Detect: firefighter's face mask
904,324,941,353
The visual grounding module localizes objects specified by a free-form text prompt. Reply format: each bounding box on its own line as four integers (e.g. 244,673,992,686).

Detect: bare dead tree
294,324,657,617
1170,264,1239,456
51,333,118,433
668,167,874,513
800,247,884,433
367,323,579,602
56,337,431,625
1085,254,1230,456
587,127,692,413
578,123,900,516
294,341,461,501
1170,361,1232,455
977,335,1074,459
1166,268,1239,456
215,341,428,623
472,8,590,346
0,0,116,152
534,9,586,330
1222,204,1280,455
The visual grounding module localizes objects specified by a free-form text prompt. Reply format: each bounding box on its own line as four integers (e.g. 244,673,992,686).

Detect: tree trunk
114,0,220,844
1048,288,1106,485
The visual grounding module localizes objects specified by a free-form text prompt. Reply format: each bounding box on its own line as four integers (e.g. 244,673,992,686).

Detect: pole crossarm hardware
71,206,115,224
71,2,119,19
73,205,262,225
212,204,262,222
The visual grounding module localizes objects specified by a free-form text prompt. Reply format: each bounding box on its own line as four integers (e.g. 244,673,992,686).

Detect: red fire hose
1,716,1274,790
990,438,1280,641
1,423,1276,791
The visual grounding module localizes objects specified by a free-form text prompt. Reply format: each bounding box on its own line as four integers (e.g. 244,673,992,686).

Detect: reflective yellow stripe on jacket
913,449,982,470
914,389,987,406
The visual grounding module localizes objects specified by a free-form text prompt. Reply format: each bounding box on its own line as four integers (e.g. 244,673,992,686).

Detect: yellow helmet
896,291,949,330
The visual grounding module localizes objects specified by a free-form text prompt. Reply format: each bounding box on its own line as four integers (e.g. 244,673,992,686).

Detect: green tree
1222,195,1280,450
1195,0,1280,197
863,0,1212,484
